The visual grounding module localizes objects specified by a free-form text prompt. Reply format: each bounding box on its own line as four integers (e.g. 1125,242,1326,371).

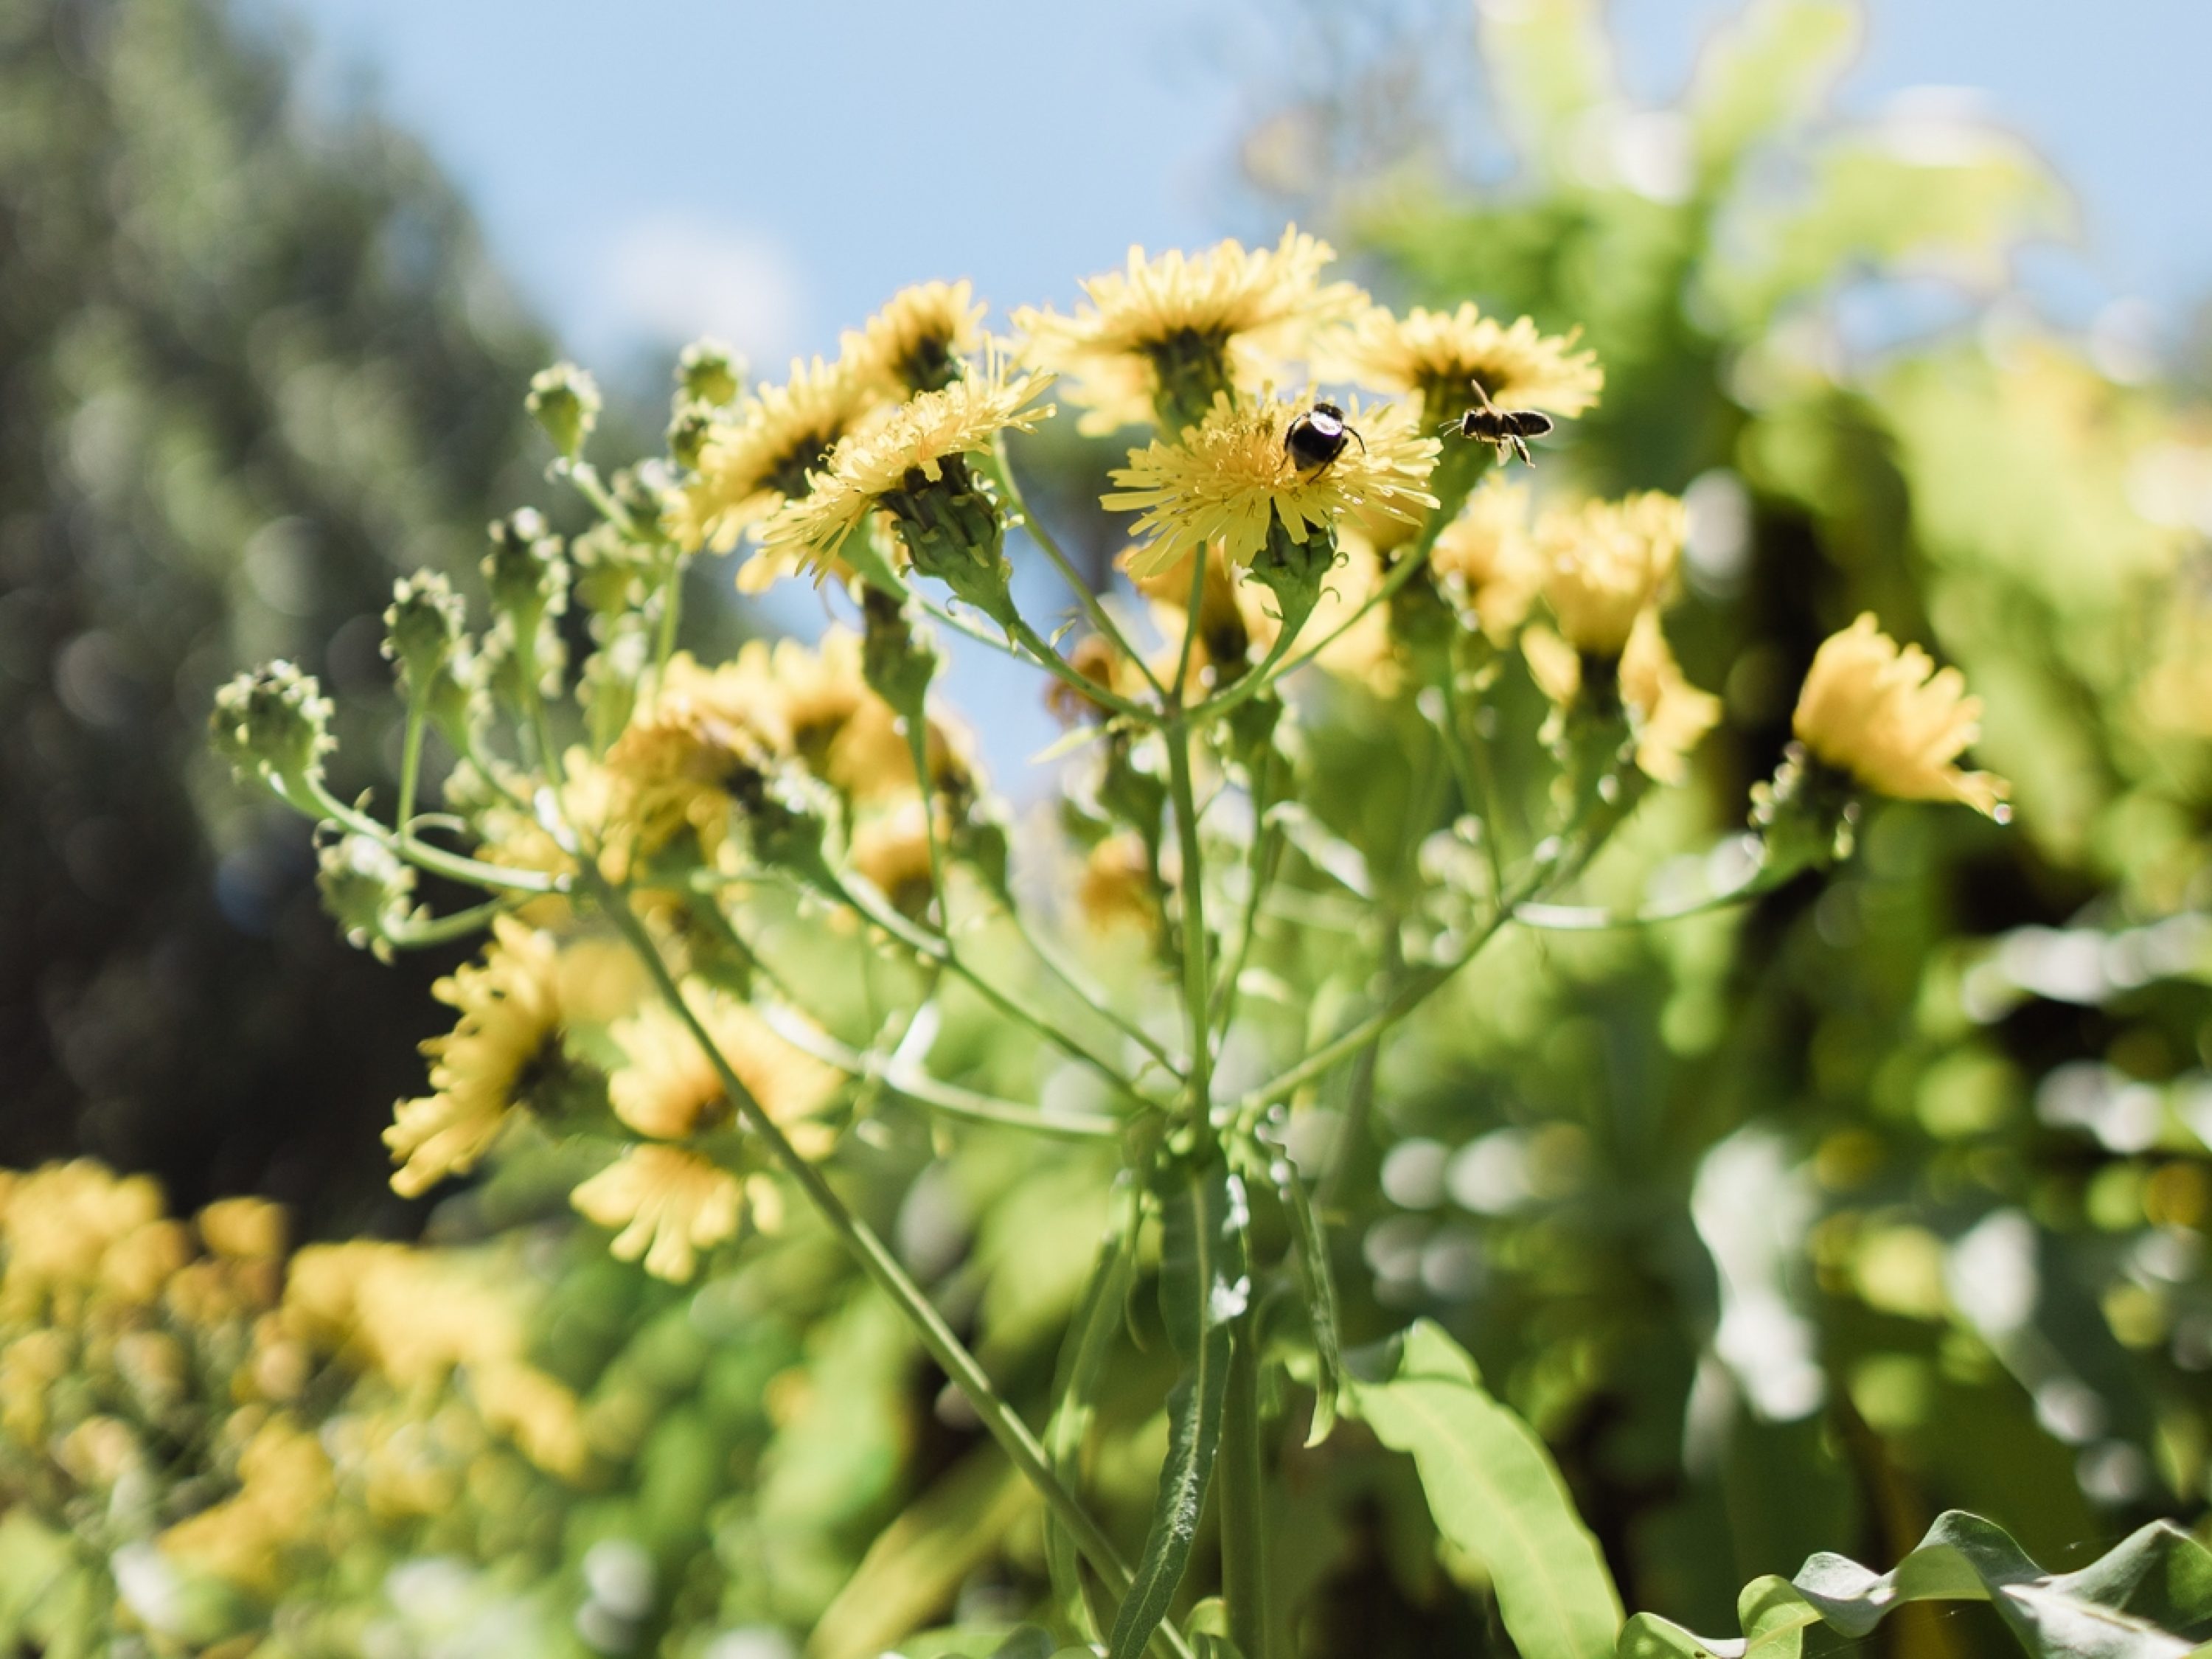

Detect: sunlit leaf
1349,1320,1622,1659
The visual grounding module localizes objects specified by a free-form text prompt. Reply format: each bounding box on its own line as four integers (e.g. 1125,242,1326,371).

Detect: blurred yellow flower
1620,610,1721,785
198,1197,286,1262
844,279,987,396
672,354,881,552
759,362,1053,577
1318,302,1603,424
159,1415,333,1593
1014,228,1366,432
607,981,840,1142
1525,608,1719,784
848,796,940,918
1431,479,1543,642
571,1144,746,1282
1792,614,2008,818
0,1160,164,1307
1104,393,1438,580
1536,491,1686,655
1078,834,1155,935
384,918,566,1197
471,1360,591,1479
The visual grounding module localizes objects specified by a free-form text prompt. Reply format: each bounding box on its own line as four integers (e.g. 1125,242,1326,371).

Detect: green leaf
1620,1510,2212,1659
811,1448,1033,1659
1044,1175,1141,1641
1347,1320,1622,1659
1107,1155,1250,1659
1273,1152,1343,1446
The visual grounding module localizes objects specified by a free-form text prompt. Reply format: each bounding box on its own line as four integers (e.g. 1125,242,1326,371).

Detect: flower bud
612,463,675,541
1244,517,1335,650
667,401,714,471
483,509,568,630
209,661,334,798
676,338,743,408
860,585,937,720
316,832,418,963
381,571,465,700
526,363,601,459
1749,740,1859,875
882,456,1017,630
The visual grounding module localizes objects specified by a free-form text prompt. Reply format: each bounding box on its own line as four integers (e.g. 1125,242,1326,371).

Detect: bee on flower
1318,302,1604,437
1103,392,1439,581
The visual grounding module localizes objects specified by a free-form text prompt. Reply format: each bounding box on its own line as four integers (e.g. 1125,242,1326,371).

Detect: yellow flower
384,917,566,1197
1536,491,1686,654
1104,393,1439,580
1079,835,1155,934
604,651,787,867
1621,610,1721,785
159,1415,333,1593
283,1240,525,1385
770,629,917,801
1523,609,1719,784
571,1144,746,1281
470,1360,591,1478
1792,614,2008,816
759,362,1054,577
0,1160,164,1307
1431,479,1543,642
849,796,939,917
671,355,882,553
1014,228,1366,433
843,279,987,395
1319,302,1603,425
198,1197,286,1262
606,981,840,1142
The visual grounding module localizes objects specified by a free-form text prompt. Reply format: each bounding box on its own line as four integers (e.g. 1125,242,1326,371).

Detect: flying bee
1454,378,1553,467
1283,400,1365,477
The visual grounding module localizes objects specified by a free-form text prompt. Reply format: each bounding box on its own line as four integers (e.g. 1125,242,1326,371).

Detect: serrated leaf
1620,1510,2212,1659
1348,1319,1621,1659
1107,1156,1250,1659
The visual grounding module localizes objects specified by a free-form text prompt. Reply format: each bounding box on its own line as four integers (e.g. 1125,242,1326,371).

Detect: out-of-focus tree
0,0,554,1219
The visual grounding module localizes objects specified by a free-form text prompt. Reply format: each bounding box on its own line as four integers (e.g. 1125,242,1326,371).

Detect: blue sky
265,0,2212,776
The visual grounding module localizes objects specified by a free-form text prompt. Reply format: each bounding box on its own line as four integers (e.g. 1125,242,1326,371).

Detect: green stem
381,893,525,949
1220,1318,1270,1659
990,890,1180,1077
588,870,1183,1653
654,552,684,685
301,779,563,895
821,870,1152,1107
1164,723,1214,1119
754,1004,1123,1141
396,700,428,830
988,433,1167,700
1210,750,1281,1032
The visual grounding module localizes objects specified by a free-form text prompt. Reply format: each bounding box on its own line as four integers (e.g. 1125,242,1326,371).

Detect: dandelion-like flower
1431,479,1543,641
606,982,840,1142
1524,609,1719,784
1537,491,1686,655
761,363,1054,577
384,918,566,1197
1015,229,1366,433
670,355,881,554
844,279,987,396
570,1145,746,1282
1104,393,1439,580
1320,302,1604,428
1792,614,2008,816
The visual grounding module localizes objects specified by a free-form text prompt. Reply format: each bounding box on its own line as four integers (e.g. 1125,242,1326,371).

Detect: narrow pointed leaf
1106,1157,1249,1659
1620,1511,2212,1659
1043,1176,1141,1641
1274,1153,1343,1446
1348,1320,1621,1659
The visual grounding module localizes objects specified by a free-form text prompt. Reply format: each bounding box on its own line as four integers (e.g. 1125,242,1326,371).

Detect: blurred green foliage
0,0,552,1216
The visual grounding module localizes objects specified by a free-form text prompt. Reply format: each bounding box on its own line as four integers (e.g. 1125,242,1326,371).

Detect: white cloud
597,215,805,369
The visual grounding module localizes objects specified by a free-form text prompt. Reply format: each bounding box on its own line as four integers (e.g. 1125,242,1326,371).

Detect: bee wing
1510,411,1555,437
